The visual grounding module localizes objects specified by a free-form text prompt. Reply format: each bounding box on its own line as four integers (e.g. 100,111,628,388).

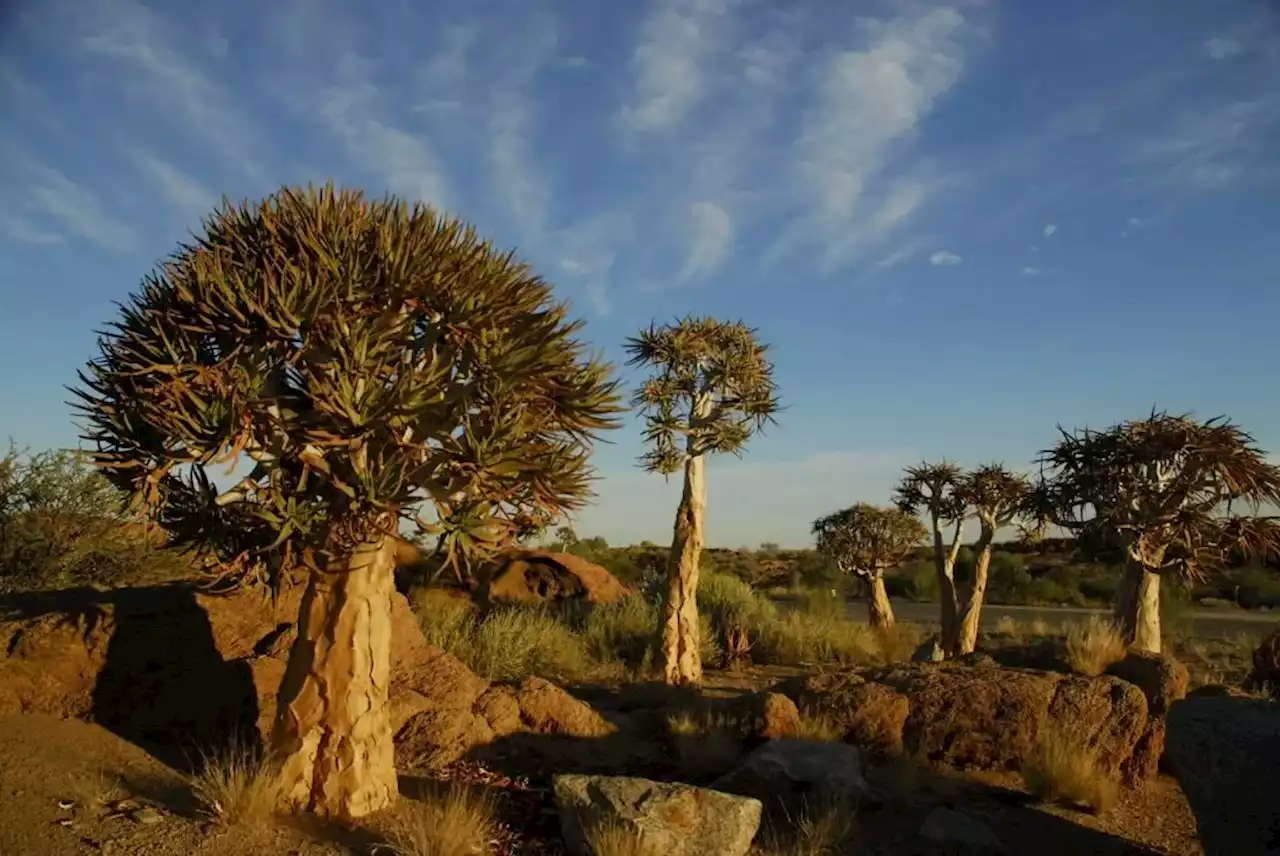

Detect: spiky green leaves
959,464,1032,534
894,460,968,525
1034,410,1280,581
625,316,779,474
72,184,623,586
812,503,927,580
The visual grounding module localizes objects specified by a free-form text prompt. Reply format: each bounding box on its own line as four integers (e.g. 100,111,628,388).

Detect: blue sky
1,0,1278,548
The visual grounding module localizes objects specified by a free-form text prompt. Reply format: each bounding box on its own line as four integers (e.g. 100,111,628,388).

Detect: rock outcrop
0,582,614,768
775,659,1152,780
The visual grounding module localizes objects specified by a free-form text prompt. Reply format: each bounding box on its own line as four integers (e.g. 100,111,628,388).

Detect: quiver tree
812,503,926,630
894,461,969,652
71,185,622,819
625,317,779,685
1033,411,1280,654
954,464,1030,654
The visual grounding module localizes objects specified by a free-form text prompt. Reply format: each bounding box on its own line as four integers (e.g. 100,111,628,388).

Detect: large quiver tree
625,317,779,686
1033,411,1280,654
812,503,926,630
71,184,622,819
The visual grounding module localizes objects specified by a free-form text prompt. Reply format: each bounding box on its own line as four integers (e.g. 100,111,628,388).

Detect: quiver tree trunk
1113,561,1161,654
865,575,896,631
956,539,993,655
273,535,398,819
662,453,707,686
932,522,961,654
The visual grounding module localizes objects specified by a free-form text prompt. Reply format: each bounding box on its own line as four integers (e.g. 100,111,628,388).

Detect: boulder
712,739,869,813
477,550,630,608
1165,696,1280,856
775,670,909,753
511,677,615,738
554,774,761,856
775,661,1152,778
1105,650,1188,779
728,691,802,742
919,807,1004,853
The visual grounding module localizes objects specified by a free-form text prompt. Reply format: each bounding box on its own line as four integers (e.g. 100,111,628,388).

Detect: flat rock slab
712,738,868,812
553,774,761,856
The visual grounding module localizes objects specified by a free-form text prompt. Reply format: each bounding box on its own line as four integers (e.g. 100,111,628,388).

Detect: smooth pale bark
865,575,896,631
932,517,963,654
273,535,398,819
662,452,707,686
956,537,993,655
1113,561,1162,654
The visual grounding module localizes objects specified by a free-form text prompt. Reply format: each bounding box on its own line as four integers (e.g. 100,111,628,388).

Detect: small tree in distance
71,185,623,818
955,464,1031,654
1033,411,1280,653
894,461,969,651
625,317,779,686
812,503,927,630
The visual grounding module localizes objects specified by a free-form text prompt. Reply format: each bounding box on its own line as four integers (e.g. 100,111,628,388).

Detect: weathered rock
554,774,761,856
775,661,1152,778
712,739,868,813
919,807,1004,853
729,691,801,742
1165,696,1280,856
512,677,615,738
394,703,496,771
1105,650,1188,779
474,686,523,736
477,550,630,609
774,671,908,753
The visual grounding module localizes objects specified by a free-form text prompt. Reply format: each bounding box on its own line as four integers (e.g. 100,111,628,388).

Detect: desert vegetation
0,182,1277,856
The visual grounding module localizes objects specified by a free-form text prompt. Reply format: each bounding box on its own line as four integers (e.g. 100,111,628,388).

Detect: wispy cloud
126,149,217,222
0,214,64,245
788,6,971,270
1204,37,1243,60
681,201,733,278
930,250,961,266
622,0,736,134
1137,98,1278,191
1043,223,1058,237
487,17,558,244
77,0,260,175
317,76,451,210
26,163,133,251
1022,265,1041,276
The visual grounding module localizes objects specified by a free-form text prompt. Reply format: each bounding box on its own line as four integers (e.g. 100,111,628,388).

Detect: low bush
1064,616,1127,677
1022,727,1119,814
390,783,496,856
189,740,281,827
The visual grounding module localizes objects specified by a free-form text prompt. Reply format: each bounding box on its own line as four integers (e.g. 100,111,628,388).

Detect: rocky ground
0,579,1274,855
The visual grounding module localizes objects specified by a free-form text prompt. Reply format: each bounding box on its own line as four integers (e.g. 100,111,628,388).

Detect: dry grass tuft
665,710,746,778
875,622,924,664
994,615,1020,638
1022,728,1119,814
1027,618,1050,637
794,712,845,743
389,783,497,856
1065,615,1128,677
583,821,650,856
755,796,857,855
189,742,281,827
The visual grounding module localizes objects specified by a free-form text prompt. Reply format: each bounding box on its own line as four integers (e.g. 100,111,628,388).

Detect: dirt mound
775,659,1152,781
476,550,630,608
0,582,614,768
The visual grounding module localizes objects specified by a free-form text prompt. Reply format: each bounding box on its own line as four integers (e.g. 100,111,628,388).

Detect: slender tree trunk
866,575,896,631
662,453,707,686
1113,561,1161,654
956,537,993,655
273,535,398,819
932,519,961,654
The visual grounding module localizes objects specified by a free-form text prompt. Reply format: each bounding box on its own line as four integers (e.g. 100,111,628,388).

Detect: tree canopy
72,184,624,588
812,503,927,578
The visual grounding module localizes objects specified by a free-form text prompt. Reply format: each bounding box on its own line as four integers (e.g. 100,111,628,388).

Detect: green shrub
579,595,657,667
